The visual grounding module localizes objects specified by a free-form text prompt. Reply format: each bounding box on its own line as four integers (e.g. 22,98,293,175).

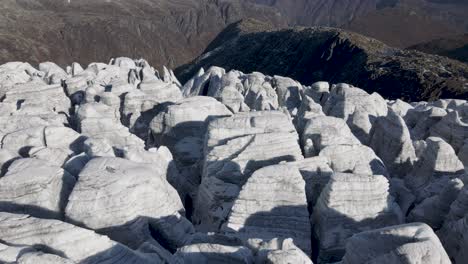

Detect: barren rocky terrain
1,0,467,68
177,19,468,102
0,57,467,263
0,0,284,68
408,34,468,63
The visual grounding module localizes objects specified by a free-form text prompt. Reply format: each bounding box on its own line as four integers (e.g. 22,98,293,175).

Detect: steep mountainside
247,0,384,27
0,0,285,69
250,0,468,48
177,19,468,101
0,0,467,70
408,34,468,63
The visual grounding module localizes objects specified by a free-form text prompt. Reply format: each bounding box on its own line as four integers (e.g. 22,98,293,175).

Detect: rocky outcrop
194,111,303,231
312,173,403,263
341,223,451,264
222,164,311,254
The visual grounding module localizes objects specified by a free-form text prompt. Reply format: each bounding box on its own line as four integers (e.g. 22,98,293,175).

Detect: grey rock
123,78,183,139
39,62,67,84
254,238,313,264
389,178,416,216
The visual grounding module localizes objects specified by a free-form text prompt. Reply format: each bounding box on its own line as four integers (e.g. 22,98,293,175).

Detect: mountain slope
1,0,467,70
408,34,468,63
0,0,285,68
249,0,468,48
176,19,468,101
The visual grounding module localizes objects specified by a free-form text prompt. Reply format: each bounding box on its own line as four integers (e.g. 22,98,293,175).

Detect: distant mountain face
408,34,468,63
0,0,466,70
176,19,468,102
247,0,468,48
0,0,285,68
247,0,396,26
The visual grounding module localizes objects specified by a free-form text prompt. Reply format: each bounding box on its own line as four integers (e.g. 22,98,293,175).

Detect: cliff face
176,20,468,101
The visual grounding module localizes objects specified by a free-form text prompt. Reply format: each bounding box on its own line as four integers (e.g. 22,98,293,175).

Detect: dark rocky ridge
408,34,468,63
177,19,468,101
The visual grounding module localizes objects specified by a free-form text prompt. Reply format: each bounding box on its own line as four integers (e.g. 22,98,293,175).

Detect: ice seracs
194,111,303,231
369,110,417,177
312,173,403,263
0,212,156,263
0,158,75,219
0,57,466,263
341,223,451,264
222,164,311,255
65,157,194,252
